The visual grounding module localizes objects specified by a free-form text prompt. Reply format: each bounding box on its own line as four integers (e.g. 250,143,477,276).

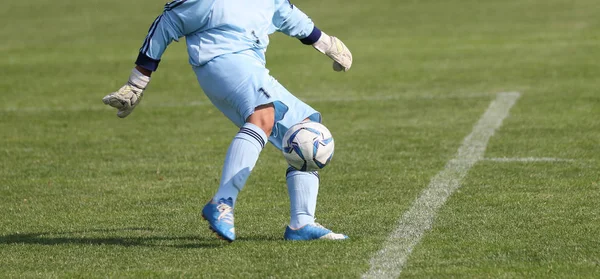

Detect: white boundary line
363,92,521,279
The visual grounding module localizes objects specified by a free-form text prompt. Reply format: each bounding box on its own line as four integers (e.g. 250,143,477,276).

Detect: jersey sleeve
135,0,213,71
272,0,322,45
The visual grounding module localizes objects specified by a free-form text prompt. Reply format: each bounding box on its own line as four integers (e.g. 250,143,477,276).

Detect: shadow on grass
0,227,232,248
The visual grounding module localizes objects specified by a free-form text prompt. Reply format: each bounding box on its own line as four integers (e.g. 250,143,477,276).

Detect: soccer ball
282,121,335,171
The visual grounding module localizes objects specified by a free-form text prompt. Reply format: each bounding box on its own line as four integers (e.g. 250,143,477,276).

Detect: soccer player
102,0,352,242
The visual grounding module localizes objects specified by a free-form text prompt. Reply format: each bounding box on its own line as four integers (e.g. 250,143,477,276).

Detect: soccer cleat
284,223,348,241
202,197,235,242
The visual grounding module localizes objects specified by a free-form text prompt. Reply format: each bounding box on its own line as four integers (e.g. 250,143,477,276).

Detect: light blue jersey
135,0,324,150
136,0,320,69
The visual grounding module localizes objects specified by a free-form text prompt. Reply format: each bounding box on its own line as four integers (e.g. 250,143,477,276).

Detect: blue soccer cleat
284,223,349,241
202,197,235,242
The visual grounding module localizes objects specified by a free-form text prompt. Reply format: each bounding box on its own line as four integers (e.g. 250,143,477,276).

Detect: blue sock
286,167,320,229
213,123,267,204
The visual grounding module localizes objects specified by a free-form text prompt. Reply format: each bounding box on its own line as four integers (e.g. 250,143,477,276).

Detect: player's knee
247,103,275,136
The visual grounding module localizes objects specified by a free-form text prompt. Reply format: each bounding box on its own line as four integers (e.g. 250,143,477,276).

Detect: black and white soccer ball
282,121,335,171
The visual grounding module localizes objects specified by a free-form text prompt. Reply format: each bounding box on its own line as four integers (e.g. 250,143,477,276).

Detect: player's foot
284,223,348,241
202,197,235,242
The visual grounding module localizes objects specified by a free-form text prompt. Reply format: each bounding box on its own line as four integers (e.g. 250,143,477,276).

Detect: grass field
1,0,599,278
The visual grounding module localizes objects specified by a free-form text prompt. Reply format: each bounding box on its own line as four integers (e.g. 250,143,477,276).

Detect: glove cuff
300,26,322,45
135,52,161,72
129,68,151,90
312,31,332,54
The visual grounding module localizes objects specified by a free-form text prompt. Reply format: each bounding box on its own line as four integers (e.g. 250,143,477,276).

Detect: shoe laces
216,202,234,225
313,223,326,229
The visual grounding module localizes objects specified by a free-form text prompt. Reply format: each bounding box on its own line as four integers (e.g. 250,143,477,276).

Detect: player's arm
103,0,211,118
102,8,182,118
272,0,352,72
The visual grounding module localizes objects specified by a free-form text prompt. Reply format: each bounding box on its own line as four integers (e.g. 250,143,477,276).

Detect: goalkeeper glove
312,32,353,72
102,68,150,118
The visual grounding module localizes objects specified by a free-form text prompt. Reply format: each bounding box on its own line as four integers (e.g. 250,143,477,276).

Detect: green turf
1,0,599,278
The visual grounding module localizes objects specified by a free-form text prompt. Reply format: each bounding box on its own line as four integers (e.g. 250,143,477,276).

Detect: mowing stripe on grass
484,157,574,162
363,92,521,279
0,93,493,113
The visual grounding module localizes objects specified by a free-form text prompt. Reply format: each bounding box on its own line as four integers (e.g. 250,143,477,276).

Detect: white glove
102,68,150,118
312,32,353,72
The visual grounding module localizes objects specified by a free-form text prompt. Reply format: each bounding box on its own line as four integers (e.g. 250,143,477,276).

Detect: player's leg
265,81,348,241
211,104,274,203
282,142,347,241
201,104,273,242
195,52,276,242
286,166,319,229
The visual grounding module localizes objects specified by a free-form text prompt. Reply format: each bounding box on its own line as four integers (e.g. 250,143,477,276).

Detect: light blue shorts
193,50,321,150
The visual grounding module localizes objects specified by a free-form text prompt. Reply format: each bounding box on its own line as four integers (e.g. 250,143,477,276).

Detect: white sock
286,167,320,229
213,123,267,204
